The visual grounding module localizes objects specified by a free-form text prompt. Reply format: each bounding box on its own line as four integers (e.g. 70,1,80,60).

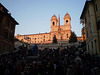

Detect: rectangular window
4,31,8,39
86,28,88,38
9,34,14,42
85,17,87,24
89,22,92,34
67,34,68,38
88,44,89,51
0,15,2,23
88,10,90,18
8,46,11,51
95,4,98,12
97,20,100,30
91,41,93,49
6,19,10,26
2,44,6,51
43,39,45,42
11,23,15,29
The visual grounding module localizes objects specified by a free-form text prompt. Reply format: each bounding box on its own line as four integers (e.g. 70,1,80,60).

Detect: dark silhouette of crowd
0,44,100,75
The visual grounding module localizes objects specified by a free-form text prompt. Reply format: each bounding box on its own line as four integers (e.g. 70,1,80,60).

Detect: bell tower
64,12,71,26
51,14,58,32
63,12,71,41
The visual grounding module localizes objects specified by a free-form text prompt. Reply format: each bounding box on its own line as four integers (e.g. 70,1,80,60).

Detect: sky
0,0,86,36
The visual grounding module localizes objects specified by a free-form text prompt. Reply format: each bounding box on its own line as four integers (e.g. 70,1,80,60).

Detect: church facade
15,13,72,44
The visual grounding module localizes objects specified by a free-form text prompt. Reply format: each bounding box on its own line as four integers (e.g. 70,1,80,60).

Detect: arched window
53,22,55,26
35,38,36,40
44,35,45,38
67,34,68,38
61,36,62,40
43,39,45,42
66,20,68,24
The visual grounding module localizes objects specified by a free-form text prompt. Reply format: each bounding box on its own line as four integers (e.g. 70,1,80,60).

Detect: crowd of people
0,44,100,75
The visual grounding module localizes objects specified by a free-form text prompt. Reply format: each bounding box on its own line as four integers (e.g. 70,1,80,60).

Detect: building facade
0,3,19,54
80,0,100,54
15,13,72,44
81,27,86,42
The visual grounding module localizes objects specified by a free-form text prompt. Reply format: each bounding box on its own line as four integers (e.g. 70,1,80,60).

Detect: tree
69,31,77,43
53,35,57,43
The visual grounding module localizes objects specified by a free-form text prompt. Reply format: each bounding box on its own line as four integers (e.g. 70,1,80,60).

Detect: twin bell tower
50,12,71,41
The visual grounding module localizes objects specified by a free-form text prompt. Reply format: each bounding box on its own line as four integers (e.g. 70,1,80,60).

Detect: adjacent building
81,27,86,42
80,0,100,54
0,3,19,54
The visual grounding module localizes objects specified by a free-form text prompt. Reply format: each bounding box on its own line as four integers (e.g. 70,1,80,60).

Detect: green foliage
53,35,57,43
69,31,77,43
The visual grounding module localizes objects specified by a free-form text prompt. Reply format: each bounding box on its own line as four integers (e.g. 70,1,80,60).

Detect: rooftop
0,3,19,25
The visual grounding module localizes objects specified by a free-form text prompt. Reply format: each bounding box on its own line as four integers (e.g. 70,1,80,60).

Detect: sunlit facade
15,13,73,44
81,27,86,42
